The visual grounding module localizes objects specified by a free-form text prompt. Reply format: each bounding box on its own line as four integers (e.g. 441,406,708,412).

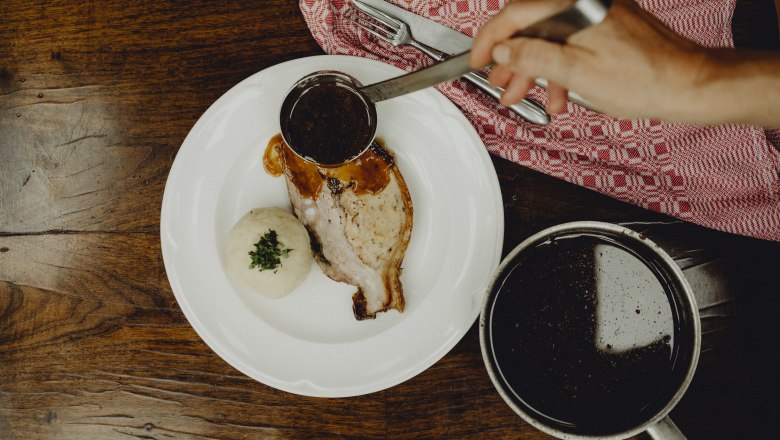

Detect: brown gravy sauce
284,82,374,165
263,133,394,199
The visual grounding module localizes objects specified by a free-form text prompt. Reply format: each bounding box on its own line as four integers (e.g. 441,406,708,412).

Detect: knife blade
358,0,597,109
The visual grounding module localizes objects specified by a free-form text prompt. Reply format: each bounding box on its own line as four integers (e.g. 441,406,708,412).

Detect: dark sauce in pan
284,82,374,165
489,234,681,436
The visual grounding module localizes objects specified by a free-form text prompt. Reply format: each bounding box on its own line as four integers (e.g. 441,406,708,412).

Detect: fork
350,0,551,125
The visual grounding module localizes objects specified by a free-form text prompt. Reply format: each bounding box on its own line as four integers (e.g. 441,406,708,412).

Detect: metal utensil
357,0,598,110
350,0,551,125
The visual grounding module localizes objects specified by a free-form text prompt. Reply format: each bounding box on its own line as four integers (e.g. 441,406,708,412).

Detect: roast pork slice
283,142,413,320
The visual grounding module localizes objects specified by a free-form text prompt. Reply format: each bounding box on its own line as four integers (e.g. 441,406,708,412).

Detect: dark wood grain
2,1,779,439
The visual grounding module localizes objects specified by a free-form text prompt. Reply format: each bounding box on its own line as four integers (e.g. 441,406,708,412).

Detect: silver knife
359,0,599,109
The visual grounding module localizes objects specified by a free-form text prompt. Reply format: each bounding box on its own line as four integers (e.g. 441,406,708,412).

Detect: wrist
654,48,727,125
672,48,780,127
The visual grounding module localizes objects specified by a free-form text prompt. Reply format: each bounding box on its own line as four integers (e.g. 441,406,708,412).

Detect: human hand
468,0,711,121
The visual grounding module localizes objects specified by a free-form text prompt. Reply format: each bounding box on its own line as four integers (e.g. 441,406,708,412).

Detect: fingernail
492,45,510,65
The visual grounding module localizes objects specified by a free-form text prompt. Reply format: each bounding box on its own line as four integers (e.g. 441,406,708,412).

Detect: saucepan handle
646,416,687,440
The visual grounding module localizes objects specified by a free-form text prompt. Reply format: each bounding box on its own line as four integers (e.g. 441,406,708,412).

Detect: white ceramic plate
161,55,503,397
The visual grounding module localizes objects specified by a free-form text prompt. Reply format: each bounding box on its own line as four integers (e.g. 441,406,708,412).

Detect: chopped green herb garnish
249,229,293,272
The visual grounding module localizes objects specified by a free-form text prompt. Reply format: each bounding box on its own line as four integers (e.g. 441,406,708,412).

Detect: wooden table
2,1,779,439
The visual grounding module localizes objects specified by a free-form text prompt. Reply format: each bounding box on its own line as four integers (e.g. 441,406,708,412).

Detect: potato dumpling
226,207,313,298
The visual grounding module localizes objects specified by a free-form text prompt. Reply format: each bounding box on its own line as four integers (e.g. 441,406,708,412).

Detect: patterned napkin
299,0,780,241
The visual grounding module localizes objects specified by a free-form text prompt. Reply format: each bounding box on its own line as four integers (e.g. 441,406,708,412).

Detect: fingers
469,0,573,68
500,75,535,106
488,65,541,109
487,40,576,112
491,72,570,113
545,82,568,114
492,37,575,89
487,64,513,89
470,0,585,113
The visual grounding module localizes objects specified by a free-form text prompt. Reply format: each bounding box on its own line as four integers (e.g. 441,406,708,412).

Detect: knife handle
464,73,550,125
410,40,550,125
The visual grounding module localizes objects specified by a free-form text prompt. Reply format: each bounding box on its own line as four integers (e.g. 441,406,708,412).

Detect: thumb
469,0,576,69
492,38,578,91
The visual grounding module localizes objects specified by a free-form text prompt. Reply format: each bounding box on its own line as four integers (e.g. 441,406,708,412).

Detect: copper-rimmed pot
279,70,377,167
480,221,700,440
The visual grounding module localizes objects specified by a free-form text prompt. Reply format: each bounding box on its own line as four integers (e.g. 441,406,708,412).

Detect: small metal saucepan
279,71,378,167
480,221,700,440
278,54,480,167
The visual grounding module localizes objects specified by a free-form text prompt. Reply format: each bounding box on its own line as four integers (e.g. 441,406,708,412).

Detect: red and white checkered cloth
299,0,780,241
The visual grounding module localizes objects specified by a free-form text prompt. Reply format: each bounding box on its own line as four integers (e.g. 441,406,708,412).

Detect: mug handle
646,416,687,440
